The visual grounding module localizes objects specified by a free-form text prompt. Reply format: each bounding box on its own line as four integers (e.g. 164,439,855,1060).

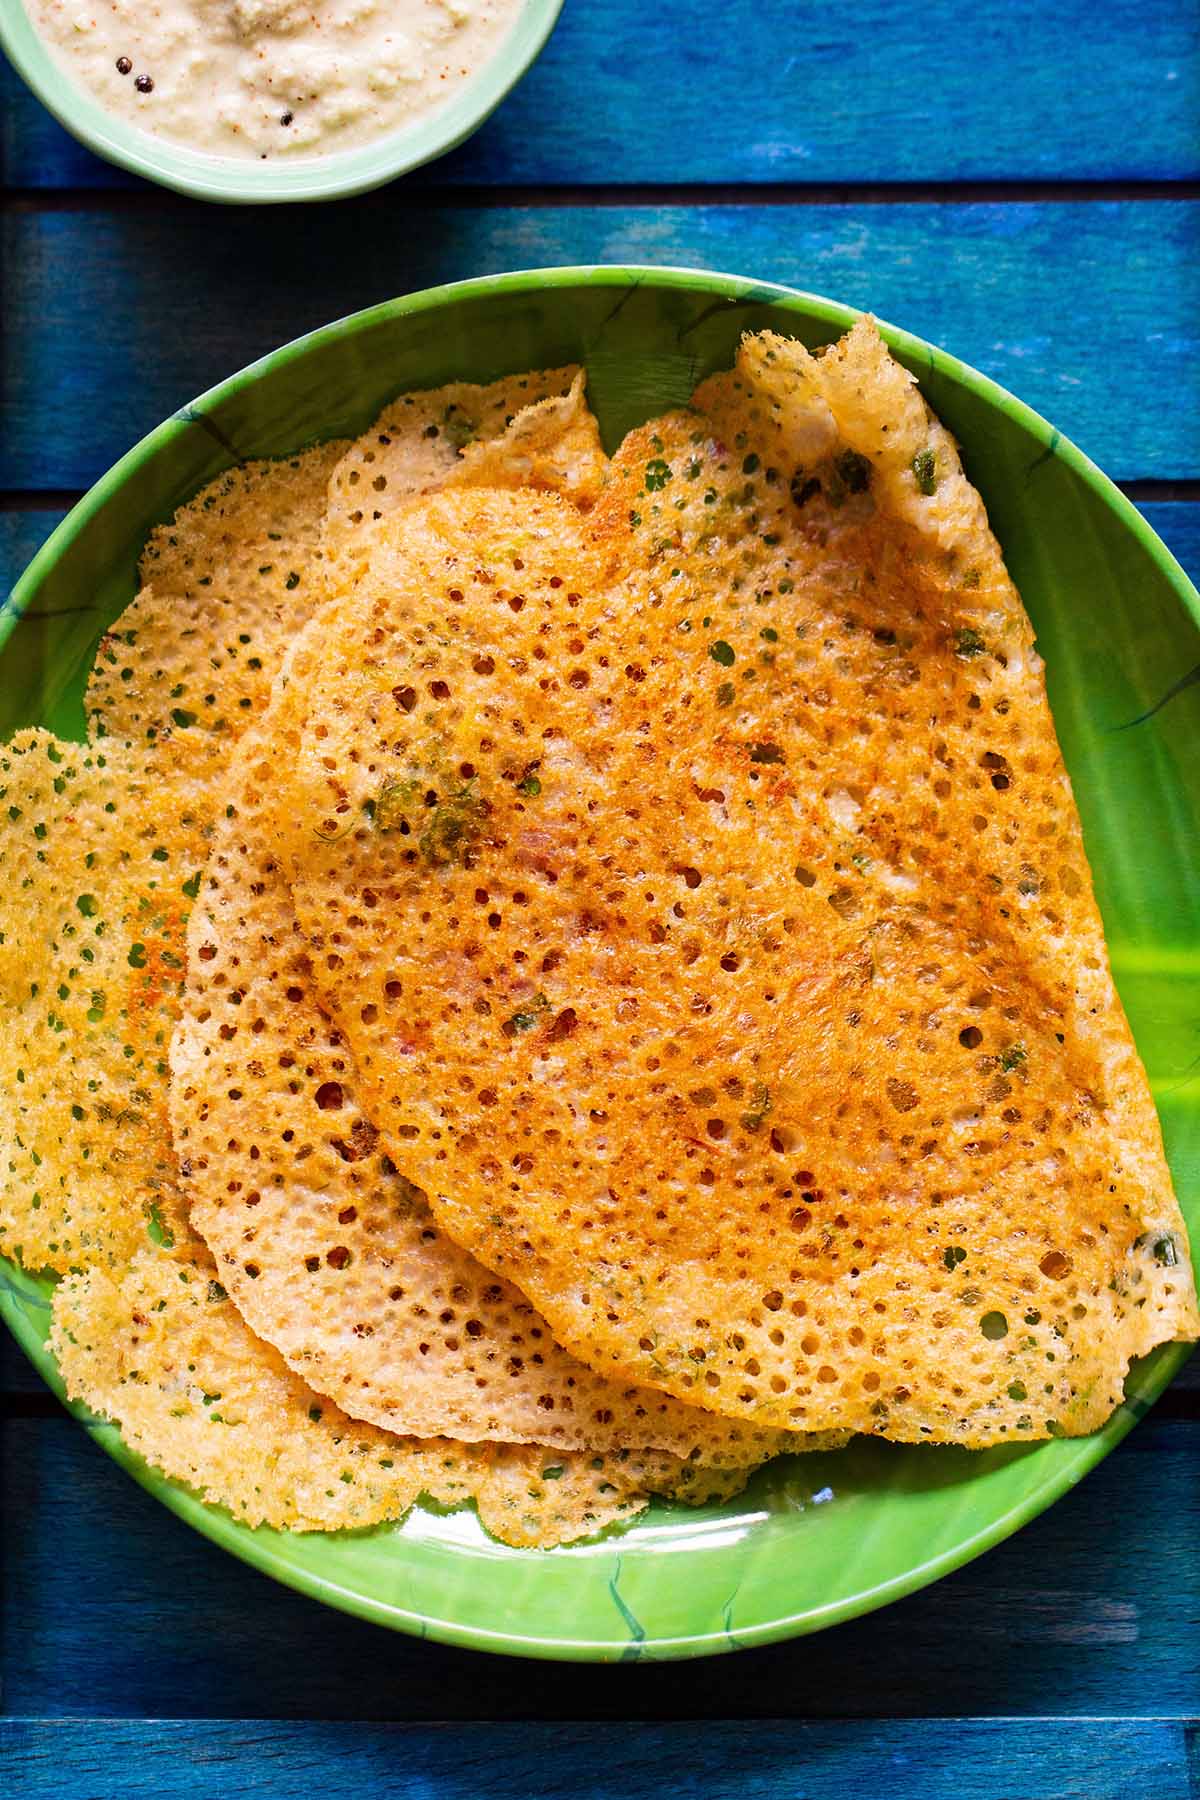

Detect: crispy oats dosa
87,444,347,785
274,324,1198,1445
3,368,781,1547
0,730,204,1272
5,708,698,1542
172,606,827,1467
322,366,588,572
50,1246,685,1543
5,325,1196,1565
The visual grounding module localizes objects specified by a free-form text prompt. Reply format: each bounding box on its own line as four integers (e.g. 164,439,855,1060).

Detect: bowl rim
2,264,1198,1661
0,0,564,204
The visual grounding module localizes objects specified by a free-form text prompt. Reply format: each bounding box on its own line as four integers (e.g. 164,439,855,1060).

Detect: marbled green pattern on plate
2,268,1197,1660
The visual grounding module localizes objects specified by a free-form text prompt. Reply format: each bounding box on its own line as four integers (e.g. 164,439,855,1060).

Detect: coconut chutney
25,0,526,161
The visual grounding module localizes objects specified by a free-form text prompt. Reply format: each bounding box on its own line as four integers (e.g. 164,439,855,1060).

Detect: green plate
0,0,562,204
2,267,1197,1660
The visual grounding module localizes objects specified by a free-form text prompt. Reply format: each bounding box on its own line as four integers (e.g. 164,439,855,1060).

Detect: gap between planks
3,179,1199,216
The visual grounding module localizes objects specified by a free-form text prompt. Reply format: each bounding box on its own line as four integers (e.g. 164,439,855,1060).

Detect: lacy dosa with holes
5,331,1197,1563
3,366,800,1547
272,323,1198,1446
51,1245,721,1542
171,597,837,1465
322,366,592,573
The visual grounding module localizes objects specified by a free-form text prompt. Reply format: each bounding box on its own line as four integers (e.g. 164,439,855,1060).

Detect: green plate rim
0,0,563,205
2,264,1197,1659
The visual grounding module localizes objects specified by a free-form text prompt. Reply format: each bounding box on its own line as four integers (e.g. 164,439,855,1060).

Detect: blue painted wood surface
3,1717,1197,1800
4,201,1198,487
4,0,1200,188
3,0,1199,1786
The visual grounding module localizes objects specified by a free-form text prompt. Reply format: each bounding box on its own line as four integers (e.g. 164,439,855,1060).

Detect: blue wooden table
2,7,1199,1794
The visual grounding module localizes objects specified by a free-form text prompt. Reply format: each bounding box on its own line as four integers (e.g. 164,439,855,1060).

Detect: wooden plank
4,202,1197,492
3,1414,1198,1718
3,0,1199,189
0,1716,1193,1799
1,508,68,587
